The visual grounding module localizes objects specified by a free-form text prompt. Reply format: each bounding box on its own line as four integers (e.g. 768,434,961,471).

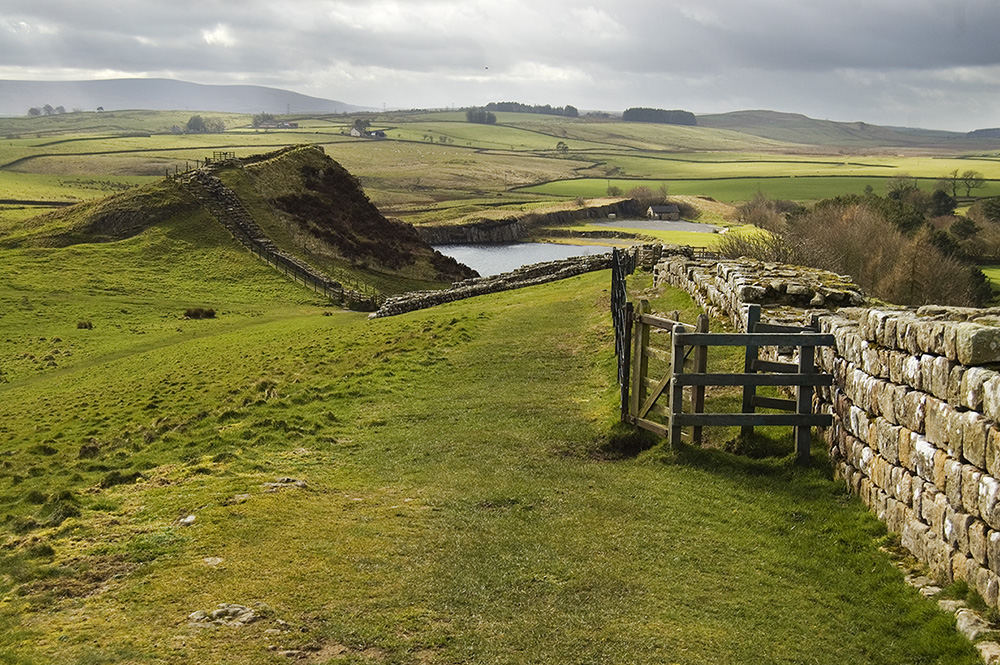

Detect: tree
961,170,986,197
465,108,496,124
27,107,40,116
353,118,370,132
203,118,225,133
186,115,207,133
54,106,66,114
252,112,275,127
930,189,957,216
555,141,568,153
886,174,918,200
564,104,579,118
42,104,54,116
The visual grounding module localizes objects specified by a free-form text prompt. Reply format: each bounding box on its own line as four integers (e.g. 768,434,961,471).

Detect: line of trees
184,115,225,134
465,108,497,125
27,104,67,116
622,107,697,126
484,101,578,117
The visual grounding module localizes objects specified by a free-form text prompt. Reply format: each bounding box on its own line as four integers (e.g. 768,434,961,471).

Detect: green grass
0,256,981,662
519,176,1000,203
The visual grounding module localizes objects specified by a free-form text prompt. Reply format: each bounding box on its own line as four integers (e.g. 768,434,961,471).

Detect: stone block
962,367,997,411
924,397,949,449
913,436,938,483
901,516,930,560
900,391,927,433
874,419,900,464
945,324,960,361
946,458,964,508
900,470,914,507
981,475,1000,531
930,356,954,402
949,365,966,407
926,532,954,583
964,466,984,516
930,491,950,539
913,478,925,515
933,451,949,490
989,428,1000,479
971,520,989,565
956,322,1000,366
963,413,988,469
954,511,974,552
902,355,923,391
953,554,974,584
899,428,915,471
987,377,1000,424
989,530,1000,576
978,567,1000,607
888,351,905,384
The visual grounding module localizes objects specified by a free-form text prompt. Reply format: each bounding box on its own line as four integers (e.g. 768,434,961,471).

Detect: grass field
0,245,982,661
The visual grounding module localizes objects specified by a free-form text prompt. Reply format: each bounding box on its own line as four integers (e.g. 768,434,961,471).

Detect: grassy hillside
0,262,980,663
3,145,475,296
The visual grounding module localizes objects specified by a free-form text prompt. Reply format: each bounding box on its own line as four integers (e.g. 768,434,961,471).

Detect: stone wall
414,200,643,245
372,243,674,318
654,254,1000,606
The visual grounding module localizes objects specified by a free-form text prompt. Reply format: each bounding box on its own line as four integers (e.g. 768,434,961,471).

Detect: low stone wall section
654,254,1000,608
372,243,676,318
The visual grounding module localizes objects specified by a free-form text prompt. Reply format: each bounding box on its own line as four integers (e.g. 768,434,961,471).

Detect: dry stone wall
654,254,1000,606
372,243,674,318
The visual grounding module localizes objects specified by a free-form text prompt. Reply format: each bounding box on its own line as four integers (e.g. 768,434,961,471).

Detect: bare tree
961,170,986,197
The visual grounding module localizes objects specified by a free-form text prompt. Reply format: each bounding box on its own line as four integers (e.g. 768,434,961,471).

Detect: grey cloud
1,0,999,130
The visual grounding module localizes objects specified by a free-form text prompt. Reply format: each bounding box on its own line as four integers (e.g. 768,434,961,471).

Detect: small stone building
647,204,680,220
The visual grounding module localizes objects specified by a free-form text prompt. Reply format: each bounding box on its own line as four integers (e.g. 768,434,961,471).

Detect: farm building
647,204,680,220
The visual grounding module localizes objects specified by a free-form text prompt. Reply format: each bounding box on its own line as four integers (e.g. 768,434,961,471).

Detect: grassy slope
0,258,980,663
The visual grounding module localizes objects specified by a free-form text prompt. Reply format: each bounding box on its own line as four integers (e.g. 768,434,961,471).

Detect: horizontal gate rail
673,373,832,387
623,301,835,465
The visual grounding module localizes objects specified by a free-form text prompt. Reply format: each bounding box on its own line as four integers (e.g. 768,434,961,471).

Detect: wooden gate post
741,304,761,438
668,323,686,448
692,313,709,445
620,301,633,422
795,343,816,465
629,299,650,420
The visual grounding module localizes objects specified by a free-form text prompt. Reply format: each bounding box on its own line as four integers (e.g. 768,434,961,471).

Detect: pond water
433,242,612,277
591,218,721,233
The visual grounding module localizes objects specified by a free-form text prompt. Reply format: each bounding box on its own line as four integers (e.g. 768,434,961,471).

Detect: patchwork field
4,109,999,228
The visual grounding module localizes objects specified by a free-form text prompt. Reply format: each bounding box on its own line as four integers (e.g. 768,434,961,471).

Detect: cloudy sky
2,0,999,131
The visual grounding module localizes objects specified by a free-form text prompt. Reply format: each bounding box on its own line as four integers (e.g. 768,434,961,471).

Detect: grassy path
0,272,979,663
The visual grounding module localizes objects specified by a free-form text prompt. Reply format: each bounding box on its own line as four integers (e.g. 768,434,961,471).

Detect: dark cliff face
254,149,476,282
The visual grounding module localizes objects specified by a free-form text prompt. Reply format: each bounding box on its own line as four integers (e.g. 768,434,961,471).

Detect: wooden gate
623,300,834,464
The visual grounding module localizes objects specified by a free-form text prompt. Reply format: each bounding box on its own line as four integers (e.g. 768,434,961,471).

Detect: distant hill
969,128,1000,139
696,110,997,148
0,78,369,116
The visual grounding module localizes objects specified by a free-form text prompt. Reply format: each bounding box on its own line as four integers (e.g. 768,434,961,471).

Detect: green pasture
385,120,605,151
0,171,154,202
520,176,1000,203
0,254,980,663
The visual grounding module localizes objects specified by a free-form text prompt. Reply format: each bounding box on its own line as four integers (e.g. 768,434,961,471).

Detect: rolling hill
0,78,368,116
696,109,1000,148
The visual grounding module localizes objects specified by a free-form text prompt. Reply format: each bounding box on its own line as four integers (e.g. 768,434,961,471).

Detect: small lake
591,219,720,233
433,242,612,277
